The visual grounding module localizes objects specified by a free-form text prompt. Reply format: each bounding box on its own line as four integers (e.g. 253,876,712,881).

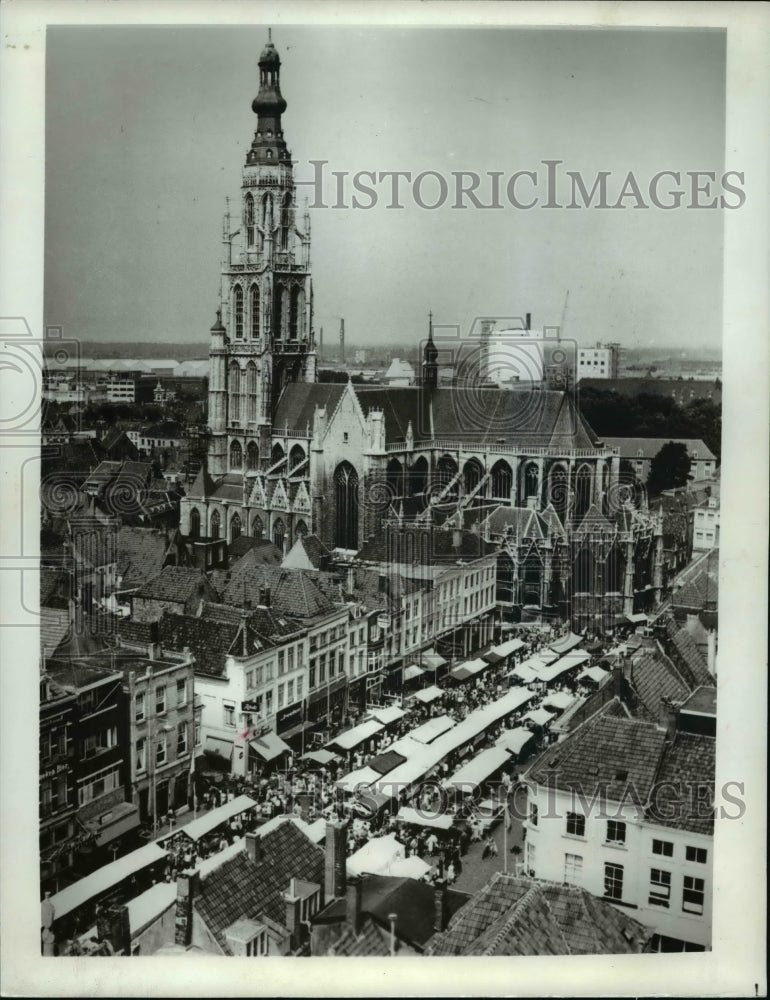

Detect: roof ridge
481,880,544,956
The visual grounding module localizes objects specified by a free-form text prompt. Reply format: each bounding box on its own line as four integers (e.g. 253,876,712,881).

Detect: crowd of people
152,623,625,883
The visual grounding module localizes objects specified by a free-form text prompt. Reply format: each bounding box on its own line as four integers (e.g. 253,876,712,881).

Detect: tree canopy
647,441,692,495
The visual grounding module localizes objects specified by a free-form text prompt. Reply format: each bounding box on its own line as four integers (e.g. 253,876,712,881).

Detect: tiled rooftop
528,705,667,806
645,731,716,835
193,823,324,955
427,873,650,956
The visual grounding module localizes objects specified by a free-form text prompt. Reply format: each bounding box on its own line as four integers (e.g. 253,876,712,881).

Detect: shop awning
368,705,406,726
577,665,610,684
448,664,473,682
480,649,504,664
172,794,258,843
413,685,444,704
250,731,291,761
549,631,584,655
205,735,233,758
443,747,511,791
626,612,649,624
300,748,340,766
329,719,384,751
542,691,577,712
523,707,556,727
396,806,455,831
84,801,141,848
409,714,456,744
420,651,447,670
495,727,534,755
280,719,316,742
485,637,526,661
48,841,168,921
404,664,425,682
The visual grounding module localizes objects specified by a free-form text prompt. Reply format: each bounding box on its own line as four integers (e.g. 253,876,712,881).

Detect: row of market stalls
46,795,262,936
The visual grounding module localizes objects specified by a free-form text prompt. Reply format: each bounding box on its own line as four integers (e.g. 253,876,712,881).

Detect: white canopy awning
443,747,511,791
329,719,385,751
413,685,444,704
48,841,168,921
508,662,541,683
396,806,455,831
388,856,432,880
250,731,291,761
404,664,425,682
173,795,258,843
549,631,584,655
495,727,535,755
523,707,556,727
420,650,447,670
488,637,526,659
542,691,577,711
346,834,404,877
368,705,406,726
336,766,381,792
577,665,610,684
409,714,456,744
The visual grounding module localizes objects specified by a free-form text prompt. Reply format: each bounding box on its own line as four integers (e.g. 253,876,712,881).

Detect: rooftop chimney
433,878,449,933
244,830,262,863
525,312,532,331
661,697,679,743
346,877,364,936
324,820,348,902
284,877,302,951
388,912,397,956
174,871,200,949
258,586,271,608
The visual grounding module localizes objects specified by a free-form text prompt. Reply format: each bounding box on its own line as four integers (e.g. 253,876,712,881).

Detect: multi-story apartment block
691,496,720,552
577,342,620,380
39,674,78,895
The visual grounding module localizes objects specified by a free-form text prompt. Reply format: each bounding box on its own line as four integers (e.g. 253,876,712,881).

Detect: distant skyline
45,25,726,352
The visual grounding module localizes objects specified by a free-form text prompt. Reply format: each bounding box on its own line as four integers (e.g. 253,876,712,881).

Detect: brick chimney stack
346,876,364,935
174,870,200,948
324,820,348,901
433,878,449,933
284,877,302,951
244,830,262,863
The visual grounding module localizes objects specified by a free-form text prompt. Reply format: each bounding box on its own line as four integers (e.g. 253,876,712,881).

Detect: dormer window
224,918,268,957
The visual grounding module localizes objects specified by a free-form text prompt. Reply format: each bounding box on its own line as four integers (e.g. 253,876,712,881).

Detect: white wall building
522,706,714,951
692,497,719,552
577,343,620,380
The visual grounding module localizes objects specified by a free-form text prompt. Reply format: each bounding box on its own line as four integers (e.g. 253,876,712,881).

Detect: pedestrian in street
446,862,456,884
426,832,438,856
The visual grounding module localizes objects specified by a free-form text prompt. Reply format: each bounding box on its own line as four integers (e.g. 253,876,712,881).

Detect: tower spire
423,310,438,389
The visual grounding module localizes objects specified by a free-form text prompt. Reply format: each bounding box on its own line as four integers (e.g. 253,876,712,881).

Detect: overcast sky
44,25,725,352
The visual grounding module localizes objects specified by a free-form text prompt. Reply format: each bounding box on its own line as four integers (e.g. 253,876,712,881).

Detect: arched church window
289,444,305,474
295,520,308,538
281,193,291,250
230,512,242,543
210,509,221,540
261,193,273,229
230,440,243,469
289,286,300,341
334,462,359,551
273,518,286,551
246,362,258,422
233,285,244,339
246,441,259,470
229,362,240,422
250,285,260,339
524,463,539,500
251,514,264,539
189,508,200,539
245,194,254,246
271,442,285,468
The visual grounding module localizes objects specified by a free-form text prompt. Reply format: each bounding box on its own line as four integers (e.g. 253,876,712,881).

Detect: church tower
208,34,316,478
